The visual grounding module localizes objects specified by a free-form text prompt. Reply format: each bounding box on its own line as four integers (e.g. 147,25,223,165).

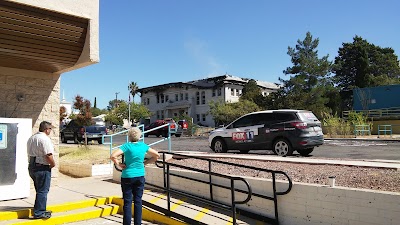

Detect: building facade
138,75,279,127
0,0,99,175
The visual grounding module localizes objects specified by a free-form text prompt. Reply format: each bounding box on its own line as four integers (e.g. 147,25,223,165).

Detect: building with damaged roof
137,74,280,127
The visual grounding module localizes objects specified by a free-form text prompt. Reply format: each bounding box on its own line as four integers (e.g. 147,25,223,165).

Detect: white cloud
184,37,224,77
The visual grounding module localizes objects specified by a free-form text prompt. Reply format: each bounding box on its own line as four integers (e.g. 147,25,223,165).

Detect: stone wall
0,66,61,175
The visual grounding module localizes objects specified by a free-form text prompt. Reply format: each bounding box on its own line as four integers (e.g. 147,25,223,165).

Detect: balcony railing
342,107,400,119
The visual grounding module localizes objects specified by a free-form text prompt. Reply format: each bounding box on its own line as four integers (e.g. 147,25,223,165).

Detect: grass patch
59,145,112,165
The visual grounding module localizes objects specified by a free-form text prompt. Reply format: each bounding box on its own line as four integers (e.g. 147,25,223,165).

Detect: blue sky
61,0,400,109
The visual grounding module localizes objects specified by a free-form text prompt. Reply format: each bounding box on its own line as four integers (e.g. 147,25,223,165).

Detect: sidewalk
0,174,122,212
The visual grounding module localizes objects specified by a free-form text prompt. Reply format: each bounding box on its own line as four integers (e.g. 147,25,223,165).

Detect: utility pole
115,92,120,108
128,93,131,127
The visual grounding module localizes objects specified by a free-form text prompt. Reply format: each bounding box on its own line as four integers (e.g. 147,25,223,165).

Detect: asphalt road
61,135,400,161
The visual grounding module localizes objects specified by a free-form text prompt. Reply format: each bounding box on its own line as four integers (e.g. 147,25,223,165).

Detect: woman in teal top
111,127,160,225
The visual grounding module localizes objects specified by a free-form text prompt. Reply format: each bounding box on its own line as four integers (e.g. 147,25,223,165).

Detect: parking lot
61,135,400,161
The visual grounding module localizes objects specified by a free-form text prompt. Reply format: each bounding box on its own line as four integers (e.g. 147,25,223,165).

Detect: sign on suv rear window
298,112,319,121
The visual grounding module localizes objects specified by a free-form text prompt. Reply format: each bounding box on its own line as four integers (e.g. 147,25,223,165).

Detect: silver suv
208,109,324,156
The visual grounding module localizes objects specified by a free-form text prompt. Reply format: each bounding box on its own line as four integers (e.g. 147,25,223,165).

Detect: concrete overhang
0,1,93,73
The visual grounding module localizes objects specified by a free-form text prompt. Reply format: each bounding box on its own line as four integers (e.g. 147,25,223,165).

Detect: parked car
208,109,324,156
163,118,178,135
176,120,189,137
144,118,180,137
60,119,107,144
144,120,169,137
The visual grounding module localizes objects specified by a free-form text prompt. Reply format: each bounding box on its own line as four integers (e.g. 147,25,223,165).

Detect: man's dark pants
121,176,145,225
28,165,51,218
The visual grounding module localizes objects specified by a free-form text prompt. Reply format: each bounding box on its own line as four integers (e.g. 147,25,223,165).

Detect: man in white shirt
27,121,56,219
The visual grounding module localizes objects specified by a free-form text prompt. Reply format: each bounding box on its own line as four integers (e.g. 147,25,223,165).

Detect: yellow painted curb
1,196,195,225
7,205,120,225
0,196,116,221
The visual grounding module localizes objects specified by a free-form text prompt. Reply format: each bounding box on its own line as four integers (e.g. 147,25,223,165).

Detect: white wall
142,167,400,225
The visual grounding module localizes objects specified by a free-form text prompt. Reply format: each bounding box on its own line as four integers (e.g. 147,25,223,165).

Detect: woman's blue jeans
121,176,145,225
28,165,51,217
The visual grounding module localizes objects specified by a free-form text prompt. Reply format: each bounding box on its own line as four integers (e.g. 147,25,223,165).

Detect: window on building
218,88,222,96
196,92,200,105
147,98,150,105
180,93,183,101
175,94,178,101
231,88,235,96
196,114,200,122
202,114,206,121
201,91,205,104
212,89,216,97
185,93,189,100
161,94,164,103
236,89,239,96
165,95,169,102
161,111,164,119
156,111,160,119
156,94,159,104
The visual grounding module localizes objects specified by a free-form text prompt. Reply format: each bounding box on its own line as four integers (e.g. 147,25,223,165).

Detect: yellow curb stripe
0,196,115,221
194,207,209,221
225,213,239,225
142,207,187,225
7,205,120,225
170,198,187,211
149,194,166,204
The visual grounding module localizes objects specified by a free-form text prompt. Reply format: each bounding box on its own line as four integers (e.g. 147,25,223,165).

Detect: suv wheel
61,134,67,143
212,138,227,153
273,139,293,156
297,148,314,156
73,135,79,144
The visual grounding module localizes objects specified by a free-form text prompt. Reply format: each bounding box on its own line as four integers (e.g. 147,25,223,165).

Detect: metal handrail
378,125,392,138
148,151,292,225
354,124,371,137
102,123,171,171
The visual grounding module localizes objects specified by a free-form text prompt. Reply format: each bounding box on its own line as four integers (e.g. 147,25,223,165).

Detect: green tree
241,79,262,102
333,36,400,110
91,107,102,117
268,32,335,118
94,97,97,108
107,99,124,111
128,81,139,102
73,95,93,126
209,100,260,126
104,101,151,125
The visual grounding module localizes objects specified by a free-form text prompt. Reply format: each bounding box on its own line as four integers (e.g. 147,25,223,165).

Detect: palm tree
128,81,139,101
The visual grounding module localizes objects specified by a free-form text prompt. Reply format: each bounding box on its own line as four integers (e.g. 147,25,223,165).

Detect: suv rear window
274,113,297,122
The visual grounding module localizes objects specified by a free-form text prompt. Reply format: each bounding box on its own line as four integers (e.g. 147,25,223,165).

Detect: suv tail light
291,122,307,129
170,124,176,129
